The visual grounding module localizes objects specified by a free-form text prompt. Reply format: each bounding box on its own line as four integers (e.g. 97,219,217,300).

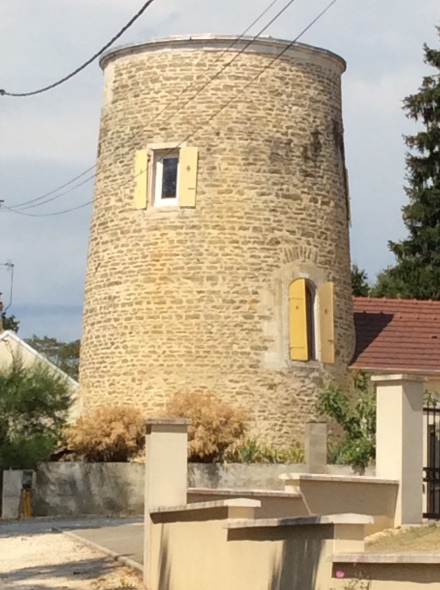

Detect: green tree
0,356,72,469
316,372,376,471
351,264,370,296
375,28,440,299
25,336,80,380
2,313,20,332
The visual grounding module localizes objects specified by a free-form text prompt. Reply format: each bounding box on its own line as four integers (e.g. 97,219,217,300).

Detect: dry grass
166,391,250,462
366,523,440,552
65,405,145,462
93,567,143,590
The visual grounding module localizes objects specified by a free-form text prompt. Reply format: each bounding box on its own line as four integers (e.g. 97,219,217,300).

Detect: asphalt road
67,521,144,568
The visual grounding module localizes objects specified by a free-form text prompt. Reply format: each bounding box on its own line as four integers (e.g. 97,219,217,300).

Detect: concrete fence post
372,373,425,526
304,420,327,474
1,470,36,519
144,418,191,587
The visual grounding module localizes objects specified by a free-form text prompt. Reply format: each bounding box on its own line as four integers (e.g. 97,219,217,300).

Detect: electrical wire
5,0,341,216
13,166,96,209
2,201,92,217
110,0,343,197
150,0,286,125
18,174,96,211
0,0,159,98
161,0,343,159
5,0,285,212
161,0,298,125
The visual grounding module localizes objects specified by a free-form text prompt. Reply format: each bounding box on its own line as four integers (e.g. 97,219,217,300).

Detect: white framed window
152,151,180,207
133,145,199,210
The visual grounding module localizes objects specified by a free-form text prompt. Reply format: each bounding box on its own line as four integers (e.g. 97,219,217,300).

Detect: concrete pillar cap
145,418,192,426
371,374,427,384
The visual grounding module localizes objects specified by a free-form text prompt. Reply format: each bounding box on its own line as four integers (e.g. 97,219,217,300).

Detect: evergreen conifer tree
375,27,440,298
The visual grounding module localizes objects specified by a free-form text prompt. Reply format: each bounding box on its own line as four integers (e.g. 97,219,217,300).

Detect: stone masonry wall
80,36,355,445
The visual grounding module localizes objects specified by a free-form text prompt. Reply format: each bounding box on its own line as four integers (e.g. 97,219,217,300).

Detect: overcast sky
0,0,439,341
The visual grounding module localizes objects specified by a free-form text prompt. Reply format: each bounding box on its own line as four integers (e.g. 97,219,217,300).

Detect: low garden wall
33,462,145,516
3,462,374,518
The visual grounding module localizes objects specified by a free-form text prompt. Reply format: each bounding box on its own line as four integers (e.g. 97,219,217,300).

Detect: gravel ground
0,519,144,590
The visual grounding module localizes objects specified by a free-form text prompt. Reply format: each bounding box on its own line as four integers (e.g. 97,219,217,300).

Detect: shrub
0,356,72,470
165,391,250,462
65,405,145,462
228,438,304,464
424,389,440,407
316,371,375,471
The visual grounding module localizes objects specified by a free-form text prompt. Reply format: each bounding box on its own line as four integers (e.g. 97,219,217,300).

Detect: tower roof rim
99,34,346,73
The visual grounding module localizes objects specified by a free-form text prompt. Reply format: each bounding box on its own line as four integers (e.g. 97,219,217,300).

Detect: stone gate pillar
144,418,190,585
372,373,425,526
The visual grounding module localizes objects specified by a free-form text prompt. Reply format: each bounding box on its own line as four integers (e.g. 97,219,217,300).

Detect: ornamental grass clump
166,391,250,463
65,405,145,462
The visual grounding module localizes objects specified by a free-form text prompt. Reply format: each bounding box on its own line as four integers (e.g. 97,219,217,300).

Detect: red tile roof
351,297,440,373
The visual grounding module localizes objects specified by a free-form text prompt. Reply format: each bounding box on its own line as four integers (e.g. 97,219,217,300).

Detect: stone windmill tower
80,35,355,445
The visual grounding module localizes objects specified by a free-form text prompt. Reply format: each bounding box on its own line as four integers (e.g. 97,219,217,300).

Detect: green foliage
424,389,440,407
0,435,57,470
316,372,375,470
2,313,20,332
25,335,80,380
371,267,408,298
351,264,370,297
0,356,72,469
374,28,440,300
228,439,304,464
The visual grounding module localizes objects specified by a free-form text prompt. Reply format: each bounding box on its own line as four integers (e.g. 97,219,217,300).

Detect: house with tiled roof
351,297,440,391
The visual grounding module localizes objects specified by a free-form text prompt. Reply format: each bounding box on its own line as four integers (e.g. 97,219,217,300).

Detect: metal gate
423,405,440,519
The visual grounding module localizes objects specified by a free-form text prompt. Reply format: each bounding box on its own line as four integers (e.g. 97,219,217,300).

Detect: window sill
288,359,325,370
142,205,181,217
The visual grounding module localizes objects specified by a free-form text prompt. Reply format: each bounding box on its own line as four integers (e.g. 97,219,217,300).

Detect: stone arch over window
289,278,335,363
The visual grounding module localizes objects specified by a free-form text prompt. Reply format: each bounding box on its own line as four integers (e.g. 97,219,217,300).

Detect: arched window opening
289,278,335,364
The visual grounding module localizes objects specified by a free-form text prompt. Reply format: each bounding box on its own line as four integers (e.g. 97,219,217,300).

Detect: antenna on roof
0,262,14,312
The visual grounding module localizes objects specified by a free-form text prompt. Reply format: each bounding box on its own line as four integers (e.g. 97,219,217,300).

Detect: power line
5,0,341,216
72,0,345,206
5,0,284,210
5,0,285,212
110,0,343,198
0,0,159,98
161,0,298,125
150,0,286,126
2,201,92,217
18,174,96,211
13,166,95,210
161,0,343,159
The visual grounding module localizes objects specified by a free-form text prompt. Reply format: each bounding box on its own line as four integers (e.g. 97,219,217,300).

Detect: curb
58,528,143,575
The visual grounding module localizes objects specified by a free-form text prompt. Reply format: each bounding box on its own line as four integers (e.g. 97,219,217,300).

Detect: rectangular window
153,152,179,206
136,145,198,210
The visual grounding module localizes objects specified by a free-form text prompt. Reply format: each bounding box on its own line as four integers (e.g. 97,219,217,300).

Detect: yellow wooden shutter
289,279,308,361
319,281,335,364
134,149,148,209
178,147,198,208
